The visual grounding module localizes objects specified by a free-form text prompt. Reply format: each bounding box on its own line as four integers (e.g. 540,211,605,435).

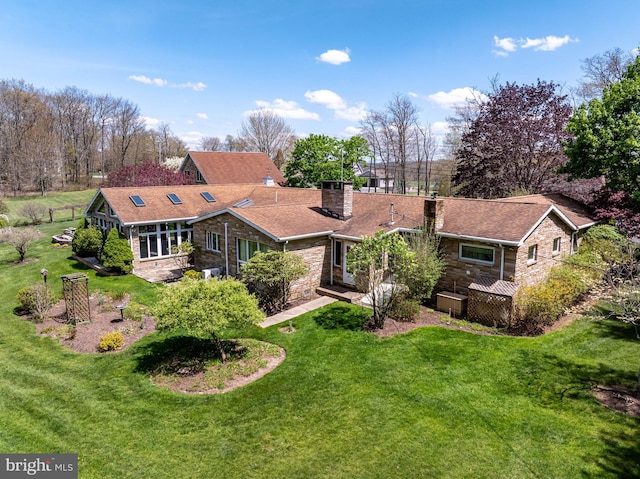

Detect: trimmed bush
99,331,124,351
183,269,201,280
101,228,133,274
71,224,103,257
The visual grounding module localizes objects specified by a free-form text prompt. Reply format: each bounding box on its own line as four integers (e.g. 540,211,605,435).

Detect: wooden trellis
467,278,519,328
61,273,91,324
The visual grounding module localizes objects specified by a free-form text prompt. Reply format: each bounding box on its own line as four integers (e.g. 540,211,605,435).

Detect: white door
343,243,355,285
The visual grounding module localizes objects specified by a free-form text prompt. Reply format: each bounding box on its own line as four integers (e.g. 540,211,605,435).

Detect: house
84,181,596,310
357,167,394,193
179,151,286,186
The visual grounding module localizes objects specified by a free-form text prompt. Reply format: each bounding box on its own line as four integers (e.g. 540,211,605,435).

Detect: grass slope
0,191,639,478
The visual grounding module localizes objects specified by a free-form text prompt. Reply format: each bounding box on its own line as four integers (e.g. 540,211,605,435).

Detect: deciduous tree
199,136,224,151
562,55,640,211
239,110,296,163
153,278,264,362
347,231,415,329
0,227,44,262
573,47,635,102
454,80,572,198
285,134,369,188
105,160,193,187
240,250,309,314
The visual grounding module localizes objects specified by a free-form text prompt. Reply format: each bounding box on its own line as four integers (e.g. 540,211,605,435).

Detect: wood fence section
48,204,88,223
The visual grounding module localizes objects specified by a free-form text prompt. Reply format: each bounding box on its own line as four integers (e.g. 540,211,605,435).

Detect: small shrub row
516,266,589,327
514,224,622,333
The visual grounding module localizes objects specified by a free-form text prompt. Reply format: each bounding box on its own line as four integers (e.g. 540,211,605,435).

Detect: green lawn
0,191,639,478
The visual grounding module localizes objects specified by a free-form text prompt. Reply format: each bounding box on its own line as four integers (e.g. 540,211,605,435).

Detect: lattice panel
61,273,91,324
468,290,514,328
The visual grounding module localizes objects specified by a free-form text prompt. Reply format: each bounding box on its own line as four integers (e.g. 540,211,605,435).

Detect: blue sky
1,1,639,150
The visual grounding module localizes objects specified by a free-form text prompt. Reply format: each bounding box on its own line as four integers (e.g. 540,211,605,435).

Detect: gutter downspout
499,244,505,281
330,239,334,285
224,222,229,279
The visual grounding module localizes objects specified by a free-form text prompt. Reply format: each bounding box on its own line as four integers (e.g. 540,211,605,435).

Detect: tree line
0,80,188,196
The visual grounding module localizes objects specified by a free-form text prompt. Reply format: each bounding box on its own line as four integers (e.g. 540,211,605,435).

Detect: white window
206,231,220,252
527,244,538,264
459,244,495,264
196,170,204,183
237,238,269,266
552,237,561,255
138,222,192,260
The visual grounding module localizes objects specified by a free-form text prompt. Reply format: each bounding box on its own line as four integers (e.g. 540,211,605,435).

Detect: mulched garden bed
36,293,156,353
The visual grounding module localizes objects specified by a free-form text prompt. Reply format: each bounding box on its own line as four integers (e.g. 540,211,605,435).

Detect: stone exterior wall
436,238,518,295
193,213,331,300
513,213,574,287
436,212,576,295
286,238,332,298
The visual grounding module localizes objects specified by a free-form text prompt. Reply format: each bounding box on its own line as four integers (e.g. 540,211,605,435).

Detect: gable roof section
181,151,286,185
91,185,258,225
436,197,577,245
496,193,596,229
89,184,597,244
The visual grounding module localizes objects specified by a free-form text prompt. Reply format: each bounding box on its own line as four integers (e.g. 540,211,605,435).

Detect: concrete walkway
259,296,337,328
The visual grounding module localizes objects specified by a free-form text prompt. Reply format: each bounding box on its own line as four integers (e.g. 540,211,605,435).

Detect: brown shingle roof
496,193,596,229
90,185,597,244
437,197,554,243
183,151,286,185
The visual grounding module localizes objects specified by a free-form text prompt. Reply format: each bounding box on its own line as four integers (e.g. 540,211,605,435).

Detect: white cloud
521,35,576,51
431,121,450,137
179,131,207,149
129,75,168,87
492,34,578,56
142,116,162,128
128,75,207,91
196,113,208,120
428,87,487,109
246,99,320,120
493,36,518,53
316,48,351,65
341,126,361,137
304,89,347,110
335,102,368,122
182,81,207,92
304,89,368,121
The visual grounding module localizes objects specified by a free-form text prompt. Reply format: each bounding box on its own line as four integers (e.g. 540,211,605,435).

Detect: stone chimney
424,196,444,231
321,181,353,220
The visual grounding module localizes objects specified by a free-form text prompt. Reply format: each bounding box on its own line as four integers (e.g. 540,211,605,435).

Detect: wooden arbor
61,273,91,324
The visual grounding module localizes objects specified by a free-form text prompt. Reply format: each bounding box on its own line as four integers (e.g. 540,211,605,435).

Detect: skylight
130,195,145,207
233,199,254,208
200,191,216,202
167,193,183,205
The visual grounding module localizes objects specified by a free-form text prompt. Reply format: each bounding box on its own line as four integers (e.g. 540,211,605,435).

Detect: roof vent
263,175,275,187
